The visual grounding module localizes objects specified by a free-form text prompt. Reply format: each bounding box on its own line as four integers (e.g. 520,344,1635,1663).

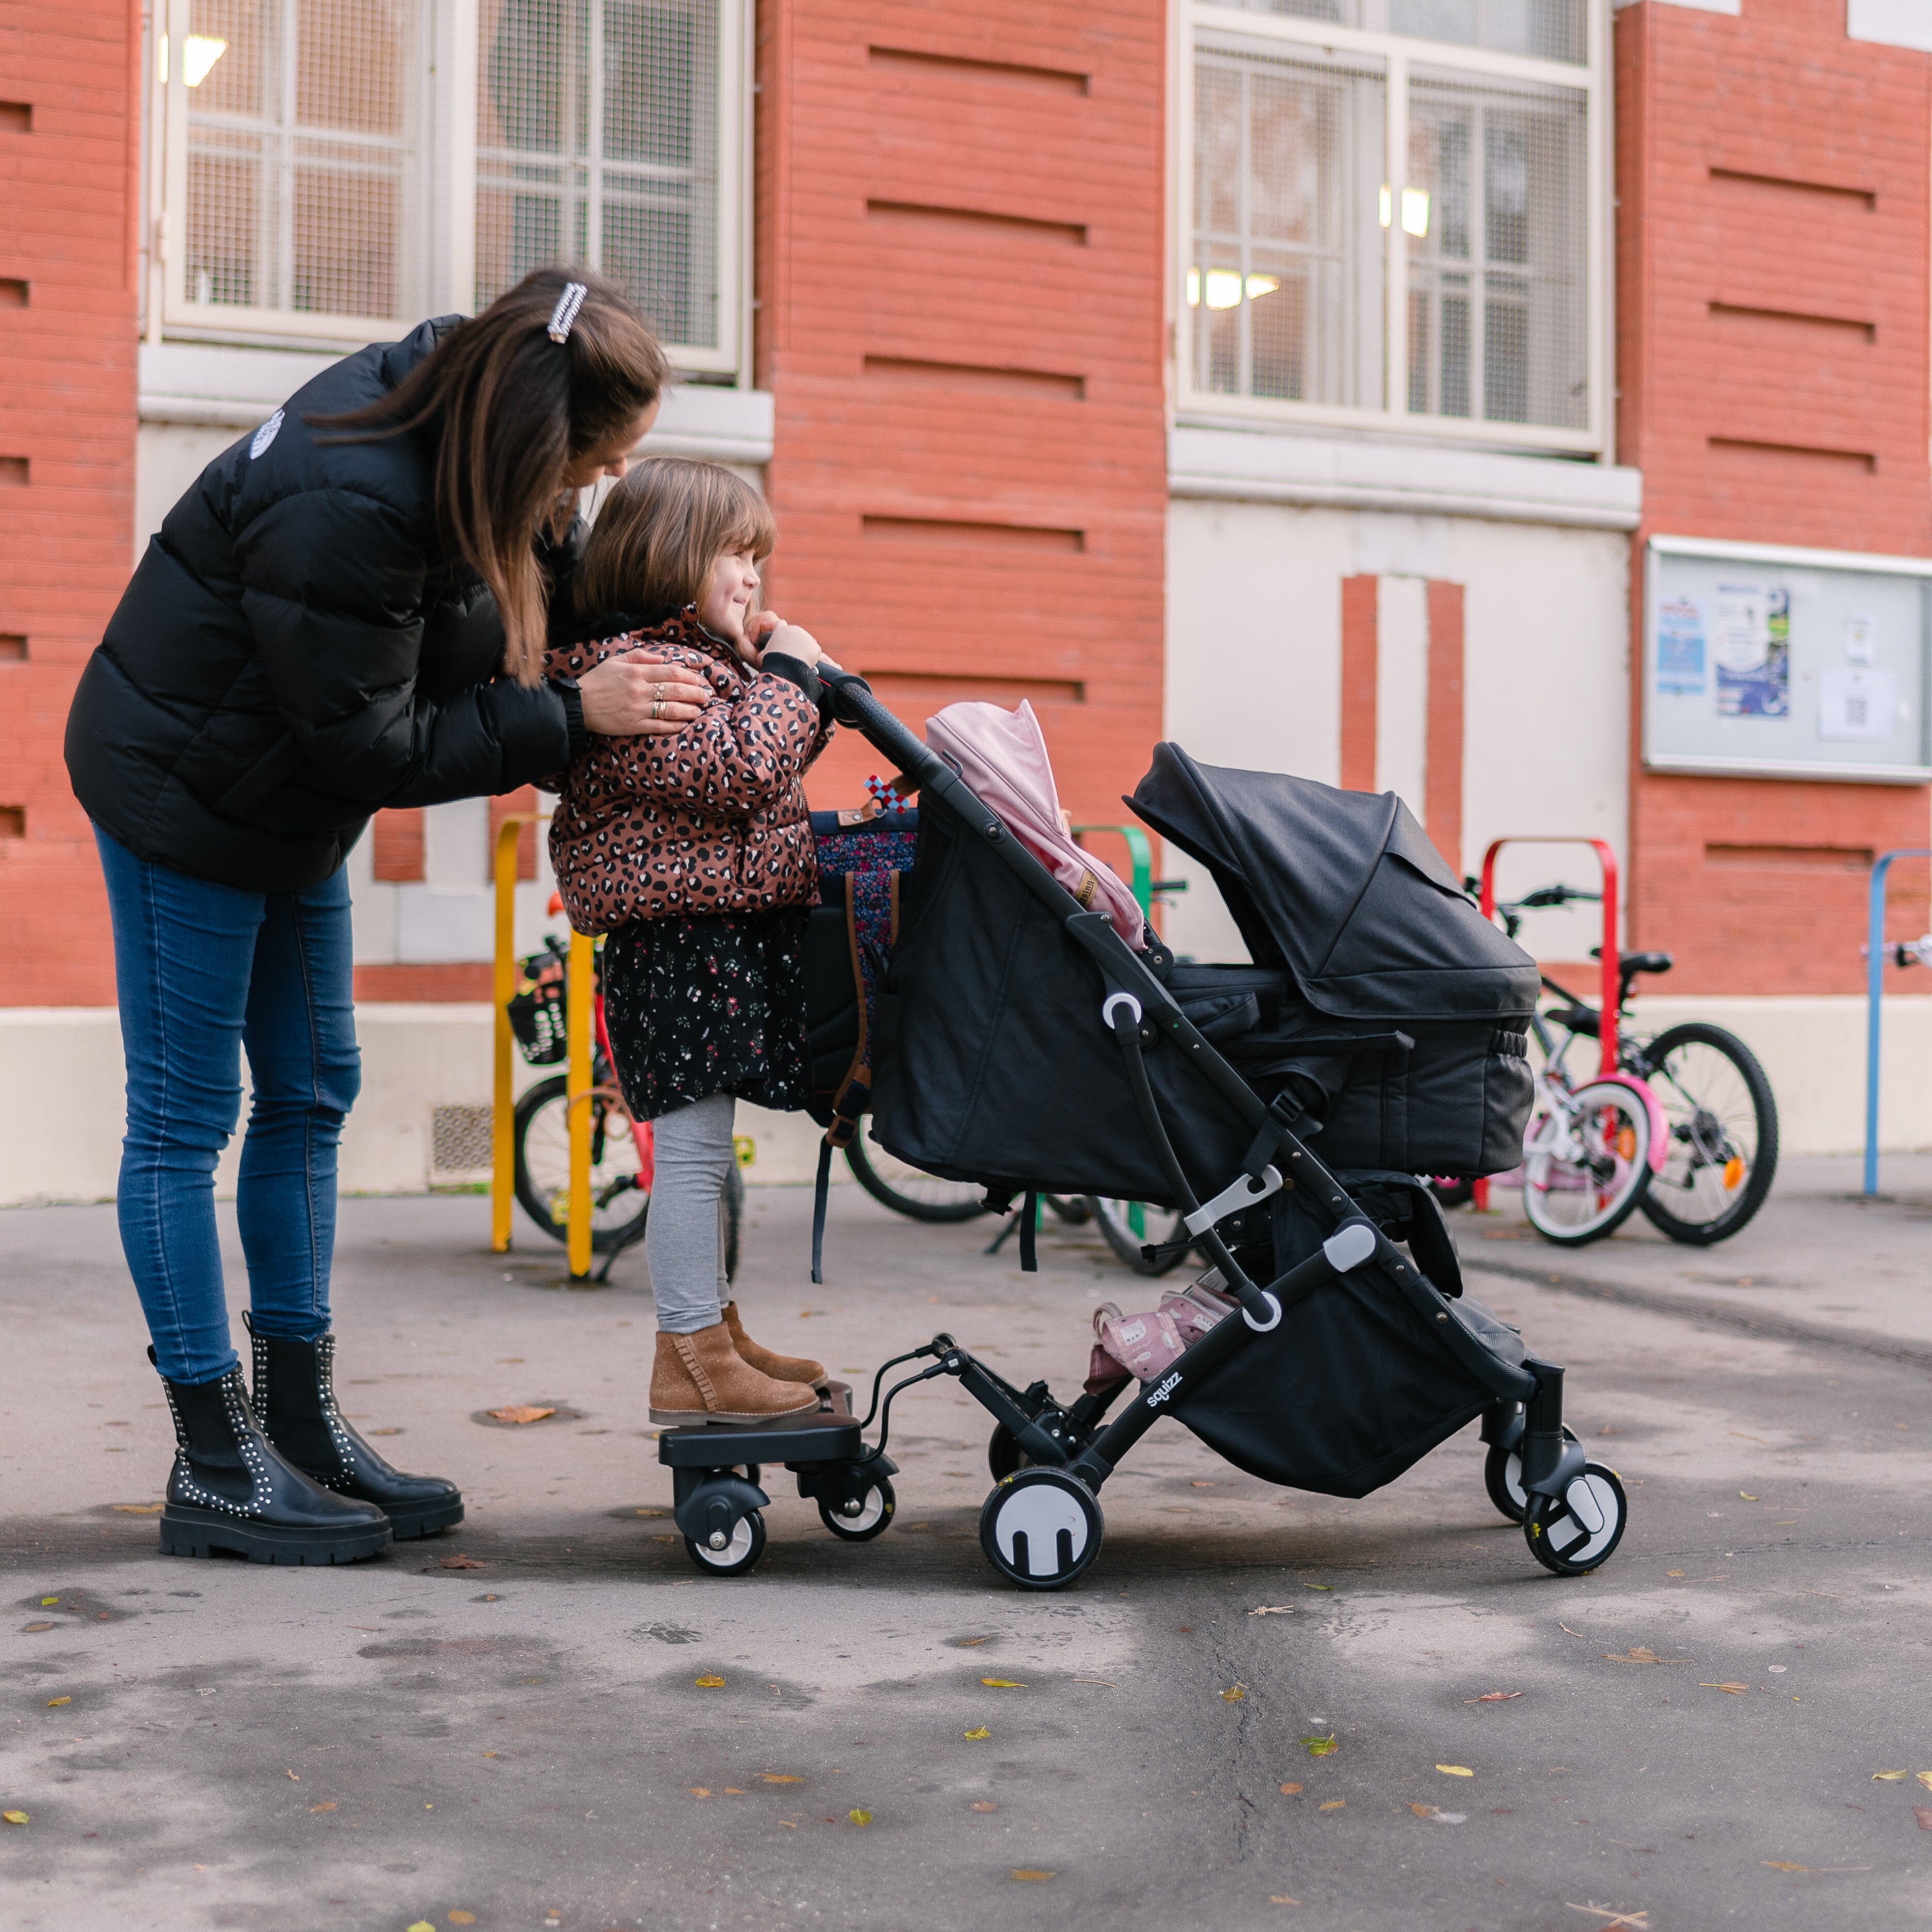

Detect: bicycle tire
1085,1197,1193,1276
511,1075,652,1255
844,1131,987,1223
1520,1078,1653,1247
1636,1022,1779,1246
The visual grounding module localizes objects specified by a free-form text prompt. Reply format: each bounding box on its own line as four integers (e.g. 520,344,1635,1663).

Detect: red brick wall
755,1,1168,829
0,0,138,1006
1616,0,1932,994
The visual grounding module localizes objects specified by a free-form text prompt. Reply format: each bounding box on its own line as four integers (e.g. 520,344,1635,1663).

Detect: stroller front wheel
683,1508,767,1577
980,1469,1104,1591
1523,1463,1627,1575
1483,1424,1579,1524
819,1477,895,1542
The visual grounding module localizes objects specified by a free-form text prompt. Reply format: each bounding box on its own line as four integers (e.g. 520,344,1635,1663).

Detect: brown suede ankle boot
650,1323,820,1426
721,1300,829,1388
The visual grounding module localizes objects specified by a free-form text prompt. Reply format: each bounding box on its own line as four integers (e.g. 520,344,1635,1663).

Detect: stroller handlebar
820,666,986,824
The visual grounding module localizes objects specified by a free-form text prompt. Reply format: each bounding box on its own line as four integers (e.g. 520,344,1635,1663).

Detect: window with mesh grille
176,0,425,323
477,0,722,351
1185,0,1600,446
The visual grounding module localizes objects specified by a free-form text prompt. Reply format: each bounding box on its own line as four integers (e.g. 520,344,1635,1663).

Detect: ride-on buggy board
657,674,1629,1589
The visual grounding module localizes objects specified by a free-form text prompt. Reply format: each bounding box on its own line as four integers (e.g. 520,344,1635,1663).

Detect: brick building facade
3,0,1930,1200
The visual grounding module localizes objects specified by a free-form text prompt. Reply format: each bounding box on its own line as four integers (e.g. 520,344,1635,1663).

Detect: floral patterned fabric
600,910,813,1121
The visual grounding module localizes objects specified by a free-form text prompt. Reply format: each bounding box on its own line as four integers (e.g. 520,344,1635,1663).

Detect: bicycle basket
505,956,569,1065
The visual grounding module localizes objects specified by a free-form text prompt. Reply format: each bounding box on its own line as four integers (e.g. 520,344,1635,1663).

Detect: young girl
546,457,835,1423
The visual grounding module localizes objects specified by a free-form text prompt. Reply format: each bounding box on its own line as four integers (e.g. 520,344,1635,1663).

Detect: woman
64,267,716,1566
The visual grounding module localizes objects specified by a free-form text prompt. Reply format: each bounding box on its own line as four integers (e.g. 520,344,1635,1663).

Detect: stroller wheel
1523,1464,1627,1576
819,1477,895,1542
980,1469,1104,1592
1483,1425,1579,1524
683,1508,767,1578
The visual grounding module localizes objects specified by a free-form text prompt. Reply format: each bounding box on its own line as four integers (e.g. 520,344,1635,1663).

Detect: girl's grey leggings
645,1091,736,1334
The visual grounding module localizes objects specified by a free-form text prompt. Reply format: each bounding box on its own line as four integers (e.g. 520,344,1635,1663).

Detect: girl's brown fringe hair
574,456,777,626
309,266,670,684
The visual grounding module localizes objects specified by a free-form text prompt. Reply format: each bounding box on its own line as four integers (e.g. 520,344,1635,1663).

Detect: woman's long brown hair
311,266,671,684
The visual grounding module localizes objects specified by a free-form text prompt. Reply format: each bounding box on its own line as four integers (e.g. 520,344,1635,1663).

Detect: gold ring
651,696,661,721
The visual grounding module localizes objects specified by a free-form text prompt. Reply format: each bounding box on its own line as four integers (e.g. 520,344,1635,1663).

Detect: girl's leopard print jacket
542,611,831,935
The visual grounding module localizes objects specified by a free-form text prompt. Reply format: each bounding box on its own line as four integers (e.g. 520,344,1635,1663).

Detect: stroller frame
658,674,1624,1588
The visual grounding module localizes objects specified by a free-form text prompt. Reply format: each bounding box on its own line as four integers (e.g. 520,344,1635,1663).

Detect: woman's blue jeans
94,827,361,1385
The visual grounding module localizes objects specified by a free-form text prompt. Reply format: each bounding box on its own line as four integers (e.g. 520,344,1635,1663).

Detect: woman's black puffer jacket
65,318,586,893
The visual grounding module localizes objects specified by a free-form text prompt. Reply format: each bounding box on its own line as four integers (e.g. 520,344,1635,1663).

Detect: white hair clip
547,281,588,344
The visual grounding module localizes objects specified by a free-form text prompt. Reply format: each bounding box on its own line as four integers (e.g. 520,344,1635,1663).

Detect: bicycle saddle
1618,951,1673,978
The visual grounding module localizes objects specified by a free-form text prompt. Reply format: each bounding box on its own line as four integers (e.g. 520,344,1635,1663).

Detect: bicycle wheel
1085,1198,1193,1276
1636,1022,1778,1245
844,1131,987,1222
512,1074,652,1254
1519,1078,1653,1246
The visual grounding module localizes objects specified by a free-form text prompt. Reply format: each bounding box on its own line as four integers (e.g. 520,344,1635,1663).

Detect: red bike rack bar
1475,837,1622,1213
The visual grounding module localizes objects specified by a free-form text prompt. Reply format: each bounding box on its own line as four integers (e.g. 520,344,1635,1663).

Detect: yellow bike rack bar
490,813,593,1279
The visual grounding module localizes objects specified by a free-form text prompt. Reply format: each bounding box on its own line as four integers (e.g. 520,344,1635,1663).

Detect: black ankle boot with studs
153,1354,391,1565
247,1320,465,1540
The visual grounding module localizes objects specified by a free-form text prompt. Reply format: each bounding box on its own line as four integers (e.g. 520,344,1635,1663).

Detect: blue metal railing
1863,846,1932,1198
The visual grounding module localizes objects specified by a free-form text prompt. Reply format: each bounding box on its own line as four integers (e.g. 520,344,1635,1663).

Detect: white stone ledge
1169,423,1643,531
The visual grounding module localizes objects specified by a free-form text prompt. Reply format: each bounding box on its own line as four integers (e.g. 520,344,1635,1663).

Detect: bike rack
1863,846,1932,1199
1475,837,1622,1213
490,813,596,1281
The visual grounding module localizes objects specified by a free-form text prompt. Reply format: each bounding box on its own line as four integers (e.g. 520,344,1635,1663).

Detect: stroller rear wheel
980,1469,1104,1591
1523,1463,1627,1575
1483,1424,1579,1524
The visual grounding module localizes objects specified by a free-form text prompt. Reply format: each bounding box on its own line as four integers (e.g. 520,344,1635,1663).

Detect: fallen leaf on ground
979,1677,1026,1689
1408,1802,1436,1817
1762,1861,1808,1872
1739,1493,1759,1501
1437,1765,1474,1777
1250,1606,1295,1617
309,1801,336,1813
953,1636,992,1646
1700,1683,1749,1695
634,1508,666,1517
283,1769,297,1781
1222,1685,1247,1702
1467,1691,1525,1703
437,1554,485,1570
23,1623,53,1633
449,1917,476,1927
1301,1735,1337,1757
761,1773,803,1784
779,1820,797,1829
1318,1800,1345,1812
1279,1782,1302,1795
486,1405,556,1426
1302,1582,1333,1591
971,1801,999,1812
45,1697,69,1708
1071,1677,1117,1688
695,1675,725,1688
1872,1770,1909,1781
1011,1870,1054,1880
1269,1895,1300,1906
847,1809,873,1827
963,1727,991,1741
110,1503,163,1514
688,1787,711,1797
3,1812,27,1826
406,1922,435,1932
1666,1571,1685,1578
1917,1808,1932,1832
1918,1772,1932,1791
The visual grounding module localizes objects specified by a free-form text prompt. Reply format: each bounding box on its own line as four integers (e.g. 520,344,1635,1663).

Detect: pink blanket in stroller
925,700,1146,948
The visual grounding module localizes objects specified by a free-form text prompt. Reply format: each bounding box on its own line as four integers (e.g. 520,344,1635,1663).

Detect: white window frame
148,0,750,376
1174,0,1611,456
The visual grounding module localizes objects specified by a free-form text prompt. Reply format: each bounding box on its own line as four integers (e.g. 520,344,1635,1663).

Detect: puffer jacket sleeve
235,487,572,807
600,654,824,818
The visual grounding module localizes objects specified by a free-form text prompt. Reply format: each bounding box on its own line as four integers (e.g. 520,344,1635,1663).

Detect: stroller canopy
1130,745,1538,1022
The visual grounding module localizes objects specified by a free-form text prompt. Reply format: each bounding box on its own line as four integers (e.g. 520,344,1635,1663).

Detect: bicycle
506,930,743,1282
1481,882,1778,1246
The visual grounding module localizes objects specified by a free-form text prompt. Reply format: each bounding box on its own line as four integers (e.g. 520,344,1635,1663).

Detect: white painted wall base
0,1006,845,1208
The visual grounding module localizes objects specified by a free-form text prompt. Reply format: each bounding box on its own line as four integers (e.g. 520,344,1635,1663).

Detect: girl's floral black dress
600,911,813,1122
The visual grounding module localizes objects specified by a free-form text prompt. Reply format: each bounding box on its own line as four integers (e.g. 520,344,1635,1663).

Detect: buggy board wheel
819,1476,895,1542
684,1508,767,1578
979,1469,1103,1591
1523,1464,1627,1576
987,1423,1035,1483
1484,1424,1579,1524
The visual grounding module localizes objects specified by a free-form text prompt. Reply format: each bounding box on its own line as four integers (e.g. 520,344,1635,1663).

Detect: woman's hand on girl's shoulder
576,646,716,737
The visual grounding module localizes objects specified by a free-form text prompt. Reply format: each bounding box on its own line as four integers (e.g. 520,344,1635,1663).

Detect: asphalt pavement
2,1162,1928,1932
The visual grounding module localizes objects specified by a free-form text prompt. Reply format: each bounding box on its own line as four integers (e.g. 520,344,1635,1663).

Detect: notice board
1643,536,1932,784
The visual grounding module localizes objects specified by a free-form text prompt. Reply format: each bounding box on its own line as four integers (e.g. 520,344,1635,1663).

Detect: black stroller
656,674,1629,1589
